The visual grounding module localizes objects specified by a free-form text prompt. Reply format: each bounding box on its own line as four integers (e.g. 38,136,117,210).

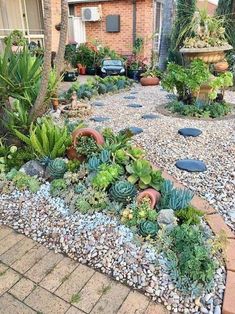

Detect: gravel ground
0,185,225,314
81,84,235,231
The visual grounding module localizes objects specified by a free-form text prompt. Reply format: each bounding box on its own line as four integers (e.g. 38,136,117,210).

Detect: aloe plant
14,118,71,159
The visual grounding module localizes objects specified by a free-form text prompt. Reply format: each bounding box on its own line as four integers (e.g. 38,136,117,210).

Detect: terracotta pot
67,128,105,160
140,77,160,86
214,61,229,73
137,188,161,209
51,98,59,111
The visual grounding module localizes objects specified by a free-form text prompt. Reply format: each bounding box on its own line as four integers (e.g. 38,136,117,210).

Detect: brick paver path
0,225,168,314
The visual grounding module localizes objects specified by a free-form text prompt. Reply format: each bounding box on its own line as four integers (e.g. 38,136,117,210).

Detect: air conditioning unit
81,7,101,22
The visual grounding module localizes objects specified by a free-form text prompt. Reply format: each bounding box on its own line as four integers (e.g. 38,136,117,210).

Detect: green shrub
14,118,71,159
176,206,204,225
10,171,40,192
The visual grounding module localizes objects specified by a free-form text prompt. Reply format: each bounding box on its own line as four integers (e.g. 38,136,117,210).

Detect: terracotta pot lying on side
66,128,105,160
137,188,161,209
214,61,229,73
140,77,160,86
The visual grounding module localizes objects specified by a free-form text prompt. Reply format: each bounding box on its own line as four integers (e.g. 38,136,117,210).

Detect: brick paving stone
9,278,36,301
205,214,235,239
0,237,35,266
25,286,70,314
25,250,63,283
76,271,112,312
223,271,235,314
66,306,86,314
40,257,78,292
117,291,150,314
0,232,24,255
145,302,169,314
11,244,49,274
0,293,36,314
55,264,94,303
0,262,8,274
0,268,21,296
225,239,235,272
0,226,13,241
90,281,130,314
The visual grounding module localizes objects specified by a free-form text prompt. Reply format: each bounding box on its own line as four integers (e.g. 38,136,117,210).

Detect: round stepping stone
127,103,143,108
91,101,104,107
130,91,138,95
175,159,207,172
178,128,202,137
142,114,159,120
120,127,143,135
124,95,136,100
90,116,110,122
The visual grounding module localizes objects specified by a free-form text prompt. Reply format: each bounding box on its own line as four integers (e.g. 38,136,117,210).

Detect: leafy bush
166,225,216,294
14,118,71,159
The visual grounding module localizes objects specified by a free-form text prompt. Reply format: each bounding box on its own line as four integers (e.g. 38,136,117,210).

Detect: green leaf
128,174,138,184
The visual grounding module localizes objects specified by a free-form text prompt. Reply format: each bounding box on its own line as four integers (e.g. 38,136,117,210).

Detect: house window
0,0,44,45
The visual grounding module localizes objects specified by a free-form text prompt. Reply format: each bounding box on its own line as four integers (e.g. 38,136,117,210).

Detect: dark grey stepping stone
90,116,110,122
130,91,138,95
120,127,143,135
175,159,207,172
142,114,159,120
178,128,202,137
124,96,136,100
92,101,104,107
127,103,143,108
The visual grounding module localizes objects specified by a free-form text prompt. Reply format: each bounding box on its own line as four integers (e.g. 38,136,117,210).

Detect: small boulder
20,160,45,177
157,209,177,228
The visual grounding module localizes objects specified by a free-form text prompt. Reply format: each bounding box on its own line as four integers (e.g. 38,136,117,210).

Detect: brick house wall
197,0,217,15
51,0,61,52
74,0,154,61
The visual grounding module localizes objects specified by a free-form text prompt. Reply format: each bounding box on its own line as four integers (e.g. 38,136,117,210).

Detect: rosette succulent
109,180,137,204
74,183,86,194
138,220,159,238
47,158,67,179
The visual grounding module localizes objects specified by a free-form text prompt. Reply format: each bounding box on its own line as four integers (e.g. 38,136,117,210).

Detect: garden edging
159,168,235,314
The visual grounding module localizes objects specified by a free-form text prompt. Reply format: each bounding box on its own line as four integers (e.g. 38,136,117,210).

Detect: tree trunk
29,0,52,121
158,0,174,71
55,0,68,84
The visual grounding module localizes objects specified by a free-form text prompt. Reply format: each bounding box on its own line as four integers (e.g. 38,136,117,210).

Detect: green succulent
127,147,145,160
74,182,86,194
159,180,194,211
50,179,67,197
47,159,67,179
150,170,164,191
99,149,111,163
109,180,137,204
176,206,204,225
11,171,40,193
138,220,159,238
88,156,101,172
126,159,152,189
75,187,109,213
75,136,99,157
39,156,52,167
92,163,122,190
67,160,81,173
114,149,129,164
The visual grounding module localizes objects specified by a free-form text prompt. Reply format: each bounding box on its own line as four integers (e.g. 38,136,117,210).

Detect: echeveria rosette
138,220,159,238
109,180,137,204
149,170,164,191
47,158,67,179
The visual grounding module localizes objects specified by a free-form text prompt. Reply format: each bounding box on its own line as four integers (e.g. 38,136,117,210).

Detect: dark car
100,59,125,77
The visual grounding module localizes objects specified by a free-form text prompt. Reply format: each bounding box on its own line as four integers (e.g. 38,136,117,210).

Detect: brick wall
197,0,217,15
74,0,154,61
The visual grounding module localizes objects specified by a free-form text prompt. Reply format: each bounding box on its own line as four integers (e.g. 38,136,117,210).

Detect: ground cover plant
0,119,224,300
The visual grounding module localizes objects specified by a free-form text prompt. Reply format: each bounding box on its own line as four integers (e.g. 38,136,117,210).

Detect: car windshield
103,60,122,66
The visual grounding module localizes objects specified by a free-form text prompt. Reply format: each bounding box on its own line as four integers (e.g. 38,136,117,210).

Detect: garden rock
90,116,110,122
175,159,207,172
124,96,136,100
142,114,159,120
20,160,45,177
178,128,202,137
91,101,104,107
121,127,143,135
157,209,177,228
127,103,143,108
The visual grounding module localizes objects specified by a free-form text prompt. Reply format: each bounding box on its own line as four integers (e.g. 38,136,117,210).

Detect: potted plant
180,10,232,63
126,56,147,81
4,30,27,52
140,68,162,86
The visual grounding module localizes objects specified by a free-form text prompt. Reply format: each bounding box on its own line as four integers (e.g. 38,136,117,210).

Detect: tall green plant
217,0,235,47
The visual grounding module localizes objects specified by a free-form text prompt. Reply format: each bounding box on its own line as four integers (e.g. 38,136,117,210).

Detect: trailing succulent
50,179,67,197
46,159,68,179
159,180,194,211
138,220,159,238
109,180,137,204
9,171,40,193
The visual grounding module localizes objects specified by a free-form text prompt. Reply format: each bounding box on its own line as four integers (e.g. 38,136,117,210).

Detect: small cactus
47,158,67,179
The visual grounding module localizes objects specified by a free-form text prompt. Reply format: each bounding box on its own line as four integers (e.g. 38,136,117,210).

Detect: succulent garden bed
0,116,228,313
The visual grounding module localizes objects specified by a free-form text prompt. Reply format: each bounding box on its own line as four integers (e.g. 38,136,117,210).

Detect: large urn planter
140,77,160,86
180,45,233,64
67,128,105,160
